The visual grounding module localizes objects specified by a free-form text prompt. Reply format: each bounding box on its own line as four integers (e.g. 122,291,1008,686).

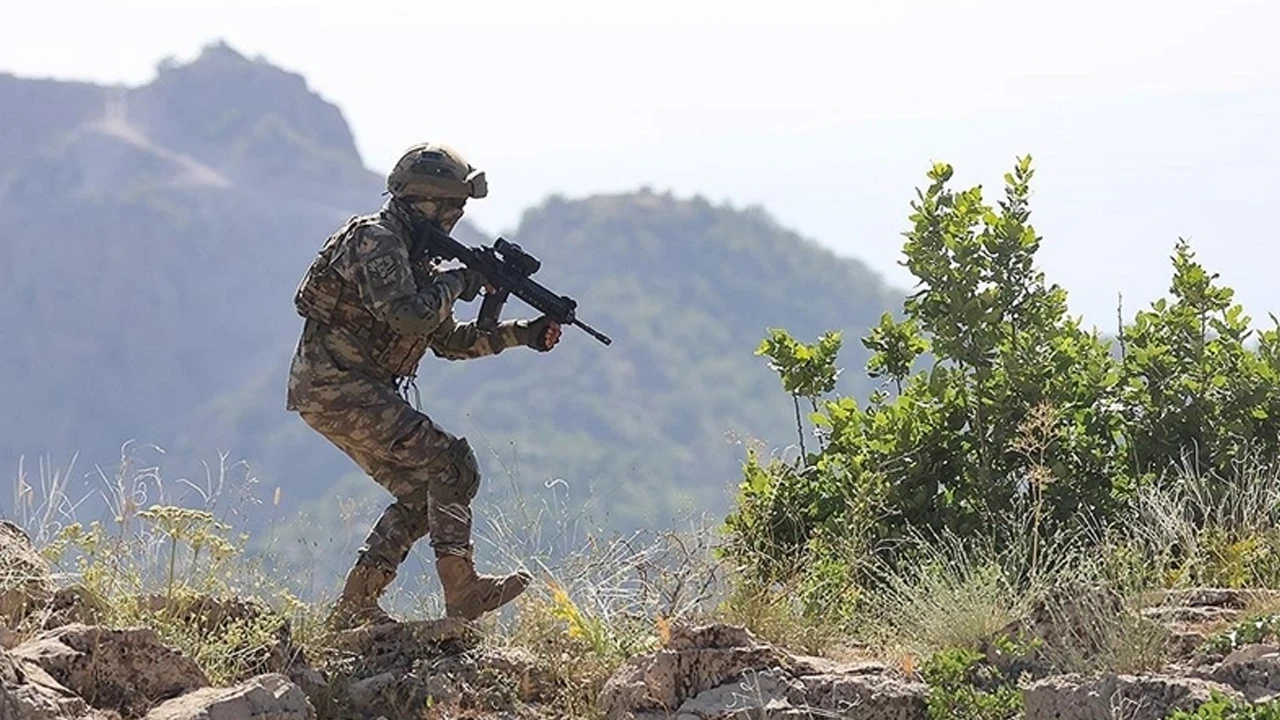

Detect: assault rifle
412,223,613,346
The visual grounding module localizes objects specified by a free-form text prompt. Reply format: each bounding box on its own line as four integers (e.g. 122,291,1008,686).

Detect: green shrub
1202,613,1280,656
1168,694,1280,720
920,646,1022,720
723,157,1280,603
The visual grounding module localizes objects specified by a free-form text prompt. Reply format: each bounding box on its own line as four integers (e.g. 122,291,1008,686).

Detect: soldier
286,143,562,629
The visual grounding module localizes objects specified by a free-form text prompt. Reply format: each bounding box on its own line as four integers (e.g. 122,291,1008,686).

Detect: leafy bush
1202,612,1280,656
1168,694,1280,720
920,646,1022,720
723,156,1280,616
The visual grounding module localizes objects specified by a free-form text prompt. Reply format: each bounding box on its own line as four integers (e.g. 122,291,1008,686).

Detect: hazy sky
4,0,1279,331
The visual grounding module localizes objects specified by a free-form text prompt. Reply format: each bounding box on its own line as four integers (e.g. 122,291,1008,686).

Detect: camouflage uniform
287,143,551,628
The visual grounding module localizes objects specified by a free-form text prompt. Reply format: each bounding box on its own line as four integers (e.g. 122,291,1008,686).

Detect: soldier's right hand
445,268,486,302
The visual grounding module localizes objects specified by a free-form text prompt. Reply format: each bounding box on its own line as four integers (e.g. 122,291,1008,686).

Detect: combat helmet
386,143,488,201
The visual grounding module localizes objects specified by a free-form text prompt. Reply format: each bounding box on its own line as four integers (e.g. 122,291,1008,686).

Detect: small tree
755,328,843,457
1121,240,1280,487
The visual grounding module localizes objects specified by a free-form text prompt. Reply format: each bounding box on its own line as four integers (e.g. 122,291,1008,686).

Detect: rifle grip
477,289,508,332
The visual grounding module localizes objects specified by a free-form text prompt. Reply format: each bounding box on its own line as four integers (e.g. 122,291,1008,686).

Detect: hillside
0,41,903,552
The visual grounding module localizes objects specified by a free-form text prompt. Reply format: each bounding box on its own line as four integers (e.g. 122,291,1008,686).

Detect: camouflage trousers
297,381,481,574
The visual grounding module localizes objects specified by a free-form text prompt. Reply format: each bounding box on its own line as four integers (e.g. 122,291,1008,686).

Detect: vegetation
9,155,1280,719
920,645,1023,720
1203,612,1280,656
1170,695,1280,720
714,156,1280,715
724,156,1280,608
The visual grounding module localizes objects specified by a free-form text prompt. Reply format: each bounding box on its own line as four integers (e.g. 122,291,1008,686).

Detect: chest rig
293,214,435,381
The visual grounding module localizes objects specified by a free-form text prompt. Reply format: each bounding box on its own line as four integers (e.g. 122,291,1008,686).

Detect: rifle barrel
576,319,612,346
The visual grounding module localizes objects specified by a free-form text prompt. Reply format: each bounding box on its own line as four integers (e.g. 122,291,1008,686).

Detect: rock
1,647,94,720
136,593,318,690
1153,588,1280,610
138,595,268,633
325,619,471,660
1202,644,1280,702
1141,588,1280,660
338,646,551,720
1221,644,1280,666
781,654,892,678
598,623,927,720
142,674,314,720
43,586,107,630
662,667,799,719
0,521,55,624
783,671,926,720
1023,673,1243,720
599,623,786,718
1142,605,1241,626
1168,630,1211,660
343,673,402,719
316,621,547,720
280,665,328,716
986,580,1178,676
11,624,209,717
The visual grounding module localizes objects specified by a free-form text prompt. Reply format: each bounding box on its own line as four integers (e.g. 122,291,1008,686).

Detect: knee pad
447,437,481,500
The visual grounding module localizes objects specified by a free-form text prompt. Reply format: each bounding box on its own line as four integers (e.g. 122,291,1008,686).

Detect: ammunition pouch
294,215,430,379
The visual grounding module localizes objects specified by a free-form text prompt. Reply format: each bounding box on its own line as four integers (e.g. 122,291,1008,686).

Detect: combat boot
436,553,532,621
327,562,398,631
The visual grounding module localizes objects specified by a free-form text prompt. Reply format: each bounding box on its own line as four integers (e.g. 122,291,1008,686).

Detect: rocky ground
7,520,1280,719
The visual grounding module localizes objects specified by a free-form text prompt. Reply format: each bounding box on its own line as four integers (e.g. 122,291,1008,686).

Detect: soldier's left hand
524,316,561,352
542,321,562,350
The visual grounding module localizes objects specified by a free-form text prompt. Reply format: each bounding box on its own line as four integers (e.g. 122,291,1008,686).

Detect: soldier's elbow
385,300,443,337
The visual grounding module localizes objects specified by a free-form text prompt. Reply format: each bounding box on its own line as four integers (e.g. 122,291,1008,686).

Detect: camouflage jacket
286,201,531,414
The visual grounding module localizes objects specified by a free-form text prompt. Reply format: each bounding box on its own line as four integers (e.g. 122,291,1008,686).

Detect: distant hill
0,42,380,493
0,41,903,553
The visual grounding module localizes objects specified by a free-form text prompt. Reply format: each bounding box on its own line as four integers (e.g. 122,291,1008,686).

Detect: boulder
317,620,551,720
136,594,311,686
1199,644,1280,702
142,674,313,720
1,647,95,720
1023,673,1243,720
598,624,927,720
0,521,55,624
11,624,209,718
599,624,786,718
42,587,107,631
325,619,471,661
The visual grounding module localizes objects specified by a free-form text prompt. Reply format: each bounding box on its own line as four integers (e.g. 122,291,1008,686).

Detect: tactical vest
293,214,432,380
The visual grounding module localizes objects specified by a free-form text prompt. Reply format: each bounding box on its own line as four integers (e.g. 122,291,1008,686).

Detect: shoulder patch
365,253,401,286
354,224,399,254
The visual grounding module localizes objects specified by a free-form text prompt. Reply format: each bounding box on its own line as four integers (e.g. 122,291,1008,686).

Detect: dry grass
6,441,737,718
14,436,1280,716
467,477,727,717
1111,446,1280,591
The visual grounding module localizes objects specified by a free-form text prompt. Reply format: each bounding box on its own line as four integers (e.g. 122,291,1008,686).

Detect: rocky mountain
0,42,376,481
0,41,902,546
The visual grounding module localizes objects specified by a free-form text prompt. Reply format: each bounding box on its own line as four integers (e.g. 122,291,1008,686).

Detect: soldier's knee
425,437,480,501
448,437,481,500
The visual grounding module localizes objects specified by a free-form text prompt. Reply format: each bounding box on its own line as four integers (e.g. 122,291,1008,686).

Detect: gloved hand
444,267,486,302
520,315,562,352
